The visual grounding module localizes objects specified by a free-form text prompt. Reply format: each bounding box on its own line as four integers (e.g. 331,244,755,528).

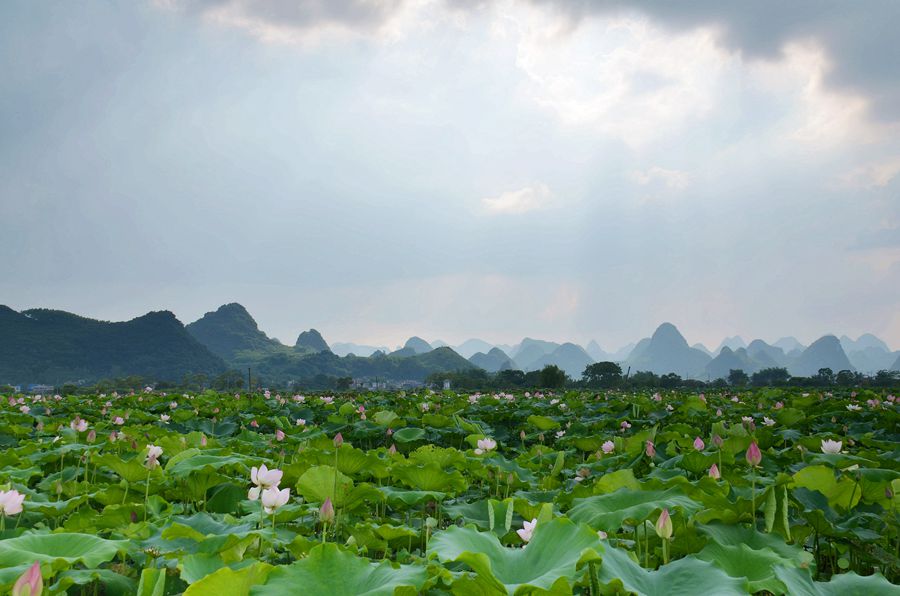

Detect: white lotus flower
474,437,496,455
517,518,537,543
248,464,283,500
820,439,842,454
261,486,290,514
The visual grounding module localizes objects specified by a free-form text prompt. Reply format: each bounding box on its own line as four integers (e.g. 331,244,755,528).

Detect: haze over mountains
2,302,899,386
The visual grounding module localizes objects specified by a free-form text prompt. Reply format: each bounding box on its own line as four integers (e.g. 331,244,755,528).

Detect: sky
1,0,899,351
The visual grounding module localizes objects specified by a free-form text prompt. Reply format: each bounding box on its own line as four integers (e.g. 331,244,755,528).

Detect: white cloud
629,166,691,191
497,5,735,147
481,184,554,214
838,156,900,190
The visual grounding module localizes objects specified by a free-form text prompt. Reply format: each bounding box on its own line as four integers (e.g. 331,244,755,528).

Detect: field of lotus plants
0,386,897,595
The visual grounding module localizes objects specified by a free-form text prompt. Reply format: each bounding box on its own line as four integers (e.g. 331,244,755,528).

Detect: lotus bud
655,508,673,539
319,497,335,524
711,434,723,448
746,442,762,467
275,429,285,442
200,434,207,447
12,562,42,596
519,430,526,441
693,437,705,451
645,440,655,458
709,463,721,479
333,433,344,448
86,430,96,443
388,444,397,454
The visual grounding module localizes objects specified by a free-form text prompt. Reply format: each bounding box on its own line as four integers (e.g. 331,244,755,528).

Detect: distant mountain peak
403,336,433,354
651,323,688,347
295,328,330,353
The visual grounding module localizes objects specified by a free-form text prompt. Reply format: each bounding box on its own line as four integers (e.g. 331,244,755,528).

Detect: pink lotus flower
517,518,537,543
70,418,88,432
296,418,306,426
645,441,655,458
261,487,290,514
709,463,721,479
0,489,25,516
12,561,42,596
601,440,615,454
248,464,283,500
693,437,705,451
746,442,762,467
113,416,124,425
250,420,259,428
655,508,672,539
319,497,335,523
159,414,170,423
275,429,285,442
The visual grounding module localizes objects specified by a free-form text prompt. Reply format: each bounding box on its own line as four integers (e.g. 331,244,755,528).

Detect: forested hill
0,306,226,384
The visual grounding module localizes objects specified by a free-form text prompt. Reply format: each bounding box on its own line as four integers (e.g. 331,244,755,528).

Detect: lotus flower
113,416,124,425
248,464,283,500
746,442,762,467
12,561,42,596
655,508,672,539
821,439,842,454
275,429,285,442
474,437,497,455
145,445,163,469
319,497,335,523
693,437,705,451
709,463,721,479
261,487,290,514
762,416,776,427
70,418,88,432
517,518,537,543
645,440,655,458
601,440,615,454
0,489,25,516
296,418,306,426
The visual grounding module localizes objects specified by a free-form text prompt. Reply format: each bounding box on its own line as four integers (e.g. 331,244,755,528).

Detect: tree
835,369,859,386
659,373,682,389
213,369,245,391
728,369,749,386
751,367,790,387
495,369,526,388
538,365,568,389
813,368,835,385
582,362,623,388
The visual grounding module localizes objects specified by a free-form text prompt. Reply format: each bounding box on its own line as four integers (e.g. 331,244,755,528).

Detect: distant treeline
6,363,897,395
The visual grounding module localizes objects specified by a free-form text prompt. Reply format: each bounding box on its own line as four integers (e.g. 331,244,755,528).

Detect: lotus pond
0,387,898,595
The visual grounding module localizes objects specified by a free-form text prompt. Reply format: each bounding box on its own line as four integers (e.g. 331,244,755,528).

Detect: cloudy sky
2,0,899,351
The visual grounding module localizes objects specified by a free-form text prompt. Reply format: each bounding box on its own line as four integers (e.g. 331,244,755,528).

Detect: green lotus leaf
251,543,426,596
408,445,467,469
186,562,273,596
0,532,128,568
695,523,814,593
444,499,523,536
136,568,166,596
392,427,426,443
297,465,354,506
792,465,861,510
377,486,446,507
51,568,136,596
392,461,467,493
773,566,897,596
427,518,602,595
568,488,701,531
597,546,748,596
527,415,560,431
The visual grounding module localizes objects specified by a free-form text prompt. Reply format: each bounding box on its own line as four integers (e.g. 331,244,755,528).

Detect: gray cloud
527,0,900,120
171,1,900,120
